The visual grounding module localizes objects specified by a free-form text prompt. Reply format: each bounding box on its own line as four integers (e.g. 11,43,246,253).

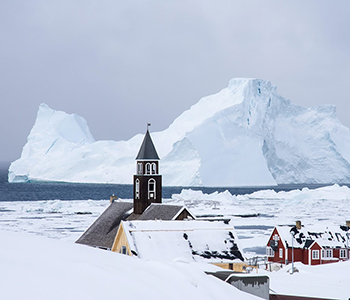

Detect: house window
135,179,140,199
137,163,143,174
340,249,347,259
321,249,333,259
148,179,156,199
326,249,332,258
266,246,274,257
279,248,283,258
120,246,127,255
312,250,319,260
152,163,157,174
146,163,151,174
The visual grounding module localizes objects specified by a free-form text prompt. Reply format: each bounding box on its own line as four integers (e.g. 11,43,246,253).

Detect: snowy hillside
0,230,257,300
9,78,350,186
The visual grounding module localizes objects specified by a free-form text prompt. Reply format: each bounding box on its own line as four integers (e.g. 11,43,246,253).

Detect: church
76,128,245,268
76,128,195,250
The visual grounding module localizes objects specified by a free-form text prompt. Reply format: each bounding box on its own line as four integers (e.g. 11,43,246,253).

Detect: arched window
135,179,140,199
146,163,151,175
137,163,143,174
148,179,156,199
152,163,157,174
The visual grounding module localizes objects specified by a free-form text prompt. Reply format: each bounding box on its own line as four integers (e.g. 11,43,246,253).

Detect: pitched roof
137,203,195,220
76,201,133,249
274,225,350,249
76,201,196,249
136,130,159,160
121,220,244,263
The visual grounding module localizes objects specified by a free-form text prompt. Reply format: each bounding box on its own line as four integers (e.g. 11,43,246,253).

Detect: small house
266,221,350,266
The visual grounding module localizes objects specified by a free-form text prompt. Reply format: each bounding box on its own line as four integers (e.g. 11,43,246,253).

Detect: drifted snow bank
0,230,257,300
264,261,350,299
9,78,350,186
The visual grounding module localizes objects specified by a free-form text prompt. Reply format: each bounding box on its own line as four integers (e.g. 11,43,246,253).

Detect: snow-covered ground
1,184,350,299
0,230,257,300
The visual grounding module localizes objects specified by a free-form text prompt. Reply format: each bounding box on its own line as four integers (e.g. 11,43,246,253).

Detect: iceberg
9,78,350,186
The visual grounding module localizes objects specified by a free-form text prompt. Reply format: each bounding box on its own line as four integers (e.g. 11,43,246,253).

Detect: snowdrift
9,78,350,186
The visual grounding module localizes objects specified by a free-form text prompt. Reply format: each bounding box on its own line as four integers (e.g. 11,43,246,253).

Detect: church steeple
136,129,160,160
133,128,162,214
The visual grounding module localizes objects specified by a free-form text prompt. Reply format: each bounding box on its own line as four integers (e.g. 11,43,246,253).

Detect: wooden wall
111,223,132,256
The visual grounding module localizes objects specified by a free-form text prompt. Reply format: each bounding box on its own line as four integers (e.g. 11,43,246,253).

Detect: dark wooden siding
133,174,162,214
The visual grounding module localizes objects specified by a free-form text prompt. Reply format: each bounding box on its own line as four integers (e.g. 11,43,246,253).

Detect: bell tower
133,127,162,214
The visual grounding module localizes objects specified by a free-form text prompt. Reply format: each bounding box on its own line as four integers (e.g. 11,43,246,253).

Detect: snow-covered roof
76,201,197,249
273,224,350,249
121,220,244,263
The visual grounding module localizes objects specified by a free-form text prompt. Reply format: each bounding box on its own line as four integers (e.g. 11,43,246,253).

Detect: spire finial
147,123,151,131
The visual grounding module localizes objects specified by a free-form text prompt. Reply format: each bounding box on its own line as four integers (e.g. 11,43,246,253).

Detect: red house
266,221,350,266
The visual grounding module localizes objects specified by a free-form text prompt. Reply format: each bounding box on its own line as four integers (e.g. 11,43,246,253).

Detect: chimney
346,220,350,227
296,220,302,230
110,194,118,203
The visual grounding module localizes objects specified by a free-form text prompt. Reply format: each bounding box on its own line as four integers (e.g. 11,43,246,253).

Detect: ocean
0,166,334,201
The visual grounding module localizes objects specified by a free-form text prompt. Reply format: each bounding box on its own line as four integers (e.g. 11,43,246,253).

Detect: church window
146,163,151,174
152,163,157,174
148,179,156,199
137,163,143,174
135,179,140,199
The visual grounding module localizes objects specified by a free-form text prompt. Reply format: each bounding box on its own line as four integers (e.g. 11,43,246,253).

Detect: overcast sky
1,1,350,164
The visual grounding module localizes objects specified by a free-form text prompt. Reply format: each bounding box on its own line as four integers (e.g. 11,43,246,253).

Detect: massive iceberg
9,78,350,186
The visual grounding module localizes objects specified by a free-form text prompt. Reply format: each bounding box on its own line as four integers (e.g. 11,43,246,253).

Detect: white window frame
148,179,156,199
266,246,274,257
279,248,283,258
312,250,319,260
321,249,333,259
146,163,151,175
326,249,333,258
340,249,347,259
137,163,143,174
152,163,157,174
135,179,140,199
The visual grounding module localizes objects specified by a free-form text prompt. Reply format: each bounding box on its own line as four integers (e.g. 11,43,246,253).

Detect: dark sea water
0,167,335,202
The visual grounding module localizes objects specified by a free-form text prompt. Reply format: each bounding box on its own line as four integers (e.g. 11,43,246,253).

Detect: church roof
75,201,133,249
76,202,194,249
137,203,195,220
136,130,160,160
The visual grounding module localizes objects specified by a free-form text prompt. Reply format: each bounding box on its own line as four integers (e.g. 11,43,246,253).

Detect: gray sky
1,1,350,164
